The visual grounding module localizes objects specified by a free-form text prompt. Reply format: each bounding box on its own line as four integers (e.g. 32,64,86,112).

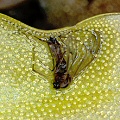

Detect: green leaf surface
0,13,120,120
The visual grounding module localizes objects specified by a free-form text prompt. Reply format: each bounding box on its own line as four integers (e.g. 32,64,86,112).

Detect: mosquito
47,37,71,89
1,15,101,90
28,30,101,89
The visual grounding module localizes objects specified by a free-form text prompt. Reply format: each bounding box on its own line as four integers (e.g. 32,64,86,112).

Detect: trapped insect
0,16,101,89
32,30,101,89
47,37,71,89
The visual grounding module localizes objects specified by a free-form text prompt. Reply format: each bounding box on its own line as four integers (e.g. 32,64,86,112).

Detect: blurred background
0,0,120,30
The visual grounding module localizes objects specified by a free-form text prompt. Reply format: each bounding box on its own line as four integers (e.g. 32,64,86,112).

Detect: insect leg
72,43,94,78
59,36,73,71
31,45,50,83
66,38,80,74
47,43,56,71
32,46,37,73
71,30,101,78
31,46,40,74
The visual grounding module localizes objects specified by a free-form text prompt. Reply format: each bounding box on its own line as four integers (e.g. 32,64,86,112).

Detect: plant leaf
0,13,120,119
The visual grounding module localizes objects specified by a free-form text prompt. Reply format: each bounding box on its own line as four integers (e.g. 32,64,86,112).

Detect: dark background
1,0,120,30
0,0,54,29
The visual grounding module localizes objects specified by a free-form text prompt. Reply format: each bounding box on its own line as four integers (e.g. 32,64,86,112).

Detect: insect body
48,37,71,89
31,30,101,89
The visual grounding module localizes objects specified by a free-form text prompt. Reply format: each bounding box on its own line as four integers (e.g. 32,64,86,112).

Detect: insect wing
59,30,101,79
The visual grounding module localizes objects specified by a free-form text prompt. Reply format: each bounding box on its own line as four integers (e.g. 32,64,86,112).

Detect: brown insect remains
32,30,101,89
47,30,101,89
48,37,71,89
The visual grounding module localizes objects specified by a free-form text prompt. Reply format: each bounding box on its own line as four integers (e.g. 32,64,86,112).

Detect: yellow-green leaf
0,13,120,120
